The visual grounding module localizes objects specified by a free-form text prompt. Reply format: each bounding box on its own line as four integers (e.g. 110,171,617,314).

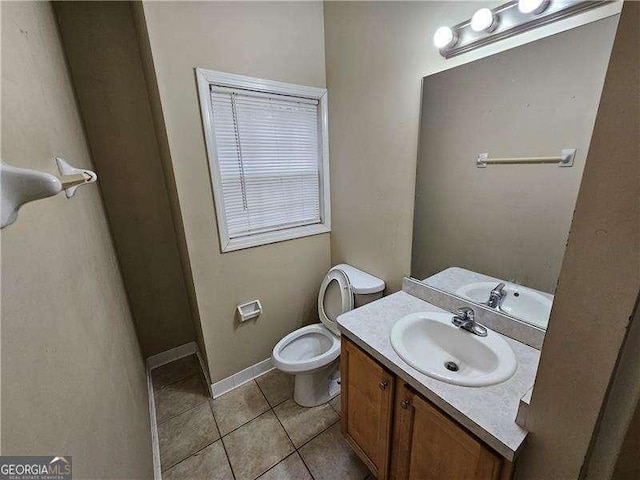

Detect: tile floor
152,355,371,480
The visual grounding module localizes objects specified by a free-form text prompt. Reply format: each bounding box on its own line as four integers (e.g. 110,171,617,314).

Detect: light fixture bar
439,0,612,59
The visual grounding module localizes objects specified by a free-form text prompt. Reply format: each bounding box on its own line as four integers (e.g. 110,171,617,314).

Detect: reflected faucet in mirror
487,283,506,308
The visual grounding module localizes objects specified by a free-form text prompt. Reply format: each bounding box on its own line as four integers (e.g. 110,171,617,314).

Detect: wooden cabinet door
341,337,395,479
391,381,507,480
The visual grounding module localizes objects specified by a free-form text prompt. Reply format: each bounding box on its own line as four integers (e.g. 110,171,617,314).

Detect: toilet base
293,359,340,407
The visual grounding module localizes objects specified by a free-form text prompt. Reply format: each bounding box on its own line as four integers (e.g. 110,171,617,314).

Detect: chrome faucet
486,282,506,308
452,307,487,337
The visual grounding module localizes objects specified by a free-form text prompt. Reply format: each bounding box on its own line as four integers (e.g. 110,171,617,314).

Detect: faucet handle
455,307,475,320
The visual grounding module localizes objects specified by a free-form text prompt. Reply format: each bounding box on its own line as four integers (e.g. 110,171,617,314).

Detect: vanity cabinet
391,380,507,480
341,337,513,480
341,337,395,479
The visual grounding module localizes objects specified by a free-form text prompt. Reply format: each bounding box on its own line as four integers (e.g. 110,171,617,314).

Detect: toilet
272,264,385,407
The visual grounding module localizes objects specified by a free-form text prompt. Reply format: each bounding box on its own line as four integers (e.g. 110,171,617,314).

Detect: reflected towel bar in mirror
477,148,576,168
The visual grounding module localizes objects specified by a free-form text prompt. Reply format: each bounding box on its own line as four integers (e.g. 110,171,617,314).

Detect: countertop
337,291,540,461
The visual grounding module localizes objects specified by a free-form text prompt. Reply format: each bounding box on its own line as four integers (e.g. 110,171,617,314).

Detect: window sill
221,223,330,252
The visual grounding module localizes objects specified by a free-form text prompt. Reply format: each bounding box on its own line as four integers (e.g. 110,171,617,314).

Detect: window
196,69,330,252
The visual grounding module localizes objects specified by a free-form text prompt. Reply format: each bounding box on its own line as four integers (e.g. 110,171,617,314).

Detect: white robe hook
0,158,98,229
55,157,97,198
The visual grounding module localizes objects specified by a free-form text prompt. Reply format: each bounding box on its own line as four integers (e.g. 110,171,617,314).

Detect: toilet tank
334,264,386,308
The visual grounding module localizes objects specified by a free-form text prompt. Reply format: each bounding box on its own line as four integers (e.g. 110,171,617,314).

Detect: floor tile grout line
249,377,308,479
328,396,341,416
290,413,344,480
206,398,223,440
155,360,236,479
223,407,294,480
253,377,289,409
218,441,236,480
218,407,272,439
215,380,271,438
160,438,219,474
156,396,210,426
250,442,296,480
296,452,316,480
294,415,341,451
266,404,311,480
248,383,338,451
222,408,283,479
223,378,310,480
221,407,276,439
208,392,237,480
155,362,357,480
254,451,303,480
216,390,340,447
292,437,316,480
253,375,341,467
267,395,342,479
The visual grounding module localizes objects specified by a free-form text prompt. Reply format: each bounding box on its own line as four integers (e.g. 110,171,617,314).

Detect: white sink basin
390,312,517,387
455,282,552,328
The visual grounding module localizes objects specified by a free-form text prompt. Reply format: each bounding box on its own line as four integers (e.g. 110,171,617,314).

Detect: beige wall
586,301,640,479
613,396,640,479
517,2,640,477
1,2,153,477
412,18,617,293
131,3,211,374
54,1,196,358
138,1,331,382
323,1,622,292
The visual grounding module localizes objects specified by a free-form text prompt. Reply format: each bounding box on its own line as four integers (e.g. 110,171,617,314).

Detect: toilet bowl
272,264,385,407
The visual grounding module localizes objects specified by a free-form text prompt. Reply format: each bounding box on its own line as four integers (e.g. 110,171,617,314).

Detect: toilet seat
317,267,353,336
271,323,340,374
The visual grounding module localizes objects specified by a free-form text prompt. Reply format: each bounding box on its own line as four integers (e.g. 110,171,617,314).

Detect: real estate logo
0,456,72,480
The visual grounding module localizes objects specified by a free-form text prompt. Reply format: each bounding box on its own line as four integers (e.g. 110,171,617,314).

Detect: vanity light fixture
433,26,457,49
518,0,551,15
434,0,611,58
470,8,497,32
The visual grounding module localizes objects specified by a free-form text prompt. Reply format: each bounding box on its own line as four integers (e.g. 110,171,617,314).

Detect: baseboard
212,358,274,398
146,341,201,480
146,365,162,480
146,342,197,370
195,348,213,397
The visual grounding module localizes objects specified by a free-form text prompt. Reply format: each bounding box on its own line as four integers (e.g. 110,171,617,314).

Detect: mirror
411,19,617,330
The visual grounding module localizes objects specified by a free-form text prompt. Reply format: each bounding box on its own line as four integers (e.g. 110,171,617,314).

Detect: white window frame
196,68,331,252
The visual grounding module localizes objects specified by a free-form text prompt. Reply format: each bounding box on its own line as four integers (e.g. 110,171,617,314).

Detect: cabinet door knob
379,380,388,390
401,400,410,409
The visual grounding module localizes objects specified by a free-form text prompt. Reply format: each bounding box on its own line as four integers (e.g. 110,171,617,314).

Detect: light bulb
470,8,496,32
433,26,456,49
518,0,550,15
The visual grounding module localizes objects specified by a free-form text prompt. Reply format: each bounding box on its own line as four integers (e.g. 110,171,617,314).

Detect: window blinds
210,86,322,239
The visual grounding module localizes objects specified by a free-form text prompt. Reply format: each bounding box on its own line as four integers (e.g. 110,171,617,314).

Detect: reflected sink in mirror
456,281,552,329
390,312,517,387
420,267,554,330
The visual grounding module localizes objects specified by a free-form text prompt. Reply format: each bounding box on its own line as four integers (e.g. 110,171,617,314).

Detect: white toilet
272,264,385,407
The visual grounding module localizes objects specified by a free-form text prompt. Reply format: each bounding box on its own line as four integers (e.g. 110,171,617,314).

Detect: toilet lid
318,268,354,336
